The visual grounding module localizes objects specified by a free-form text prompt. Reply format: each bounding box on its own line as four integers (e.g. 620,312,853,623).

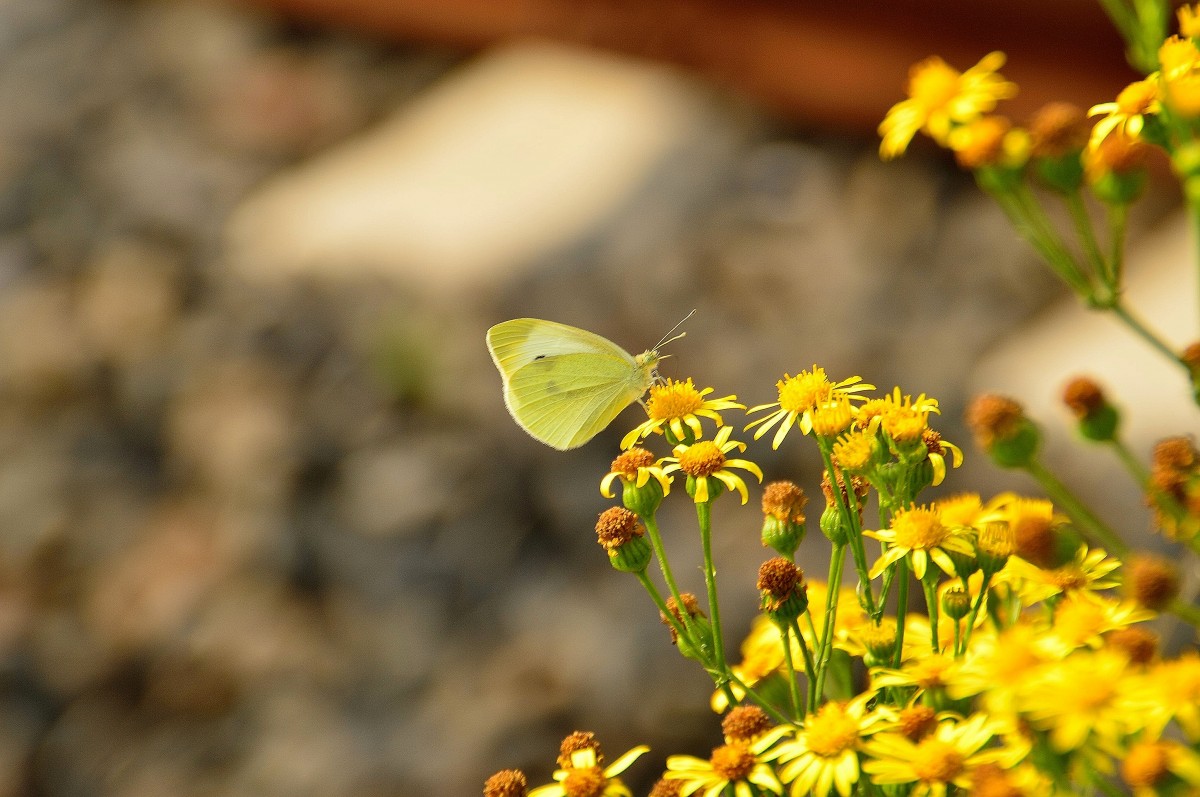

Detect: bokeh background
0,0,1192,795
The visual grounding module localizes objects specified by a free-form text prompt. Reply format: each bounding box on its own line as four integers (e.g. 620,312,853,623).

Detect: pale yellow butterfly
486,314,691,450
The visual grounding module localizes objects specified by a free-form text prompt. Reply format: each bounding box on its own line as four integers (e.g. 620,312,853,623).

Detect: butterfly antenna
654,309,696,351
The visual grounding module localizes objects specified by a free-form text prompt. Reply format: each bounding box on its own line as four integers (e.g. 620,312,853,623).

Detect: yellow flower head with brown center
767,694,876,797
1016,649,1141,752
621,378,743,449
529,742,650,797
600,447,672,500
867,505,975,580
879,51,1018,160
746,367,874,449
1088,77,1159,150
660,425,763,504
863,713,1010,797
663,727,789,797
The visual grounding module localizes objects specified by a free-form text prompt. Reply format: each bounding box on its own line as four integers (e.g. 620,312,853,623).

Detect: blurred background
0,0,1191,794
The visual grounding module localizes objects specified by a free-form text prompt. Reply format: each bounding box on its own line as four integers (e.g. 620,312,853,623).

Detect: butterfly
486,314,690,450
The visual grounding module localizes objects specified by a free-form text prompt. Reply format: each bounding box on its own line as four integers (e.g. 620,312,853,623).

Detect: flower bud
941,587,972,620
595,507,652,573
820,504,849,545
1062,376,1119,442
662,593,714,663
721,705,773,743
860,619,898,666
761,481,808,556
965,394,1040,468
1125,555,1180,611
757,557,809,623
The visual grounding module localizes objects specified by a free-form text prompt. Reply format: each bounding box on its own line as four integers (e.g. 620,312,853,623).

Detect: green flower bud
820,504,849,545
941,587,972,620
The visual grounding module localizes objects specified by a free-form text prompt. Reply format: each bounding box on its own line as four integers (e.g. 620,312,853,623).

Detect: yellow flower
950,623,1056,714
863,713,1010,797
1141,651,1200,739
663,728,789,797
600,447,672,499
621,378,744,449
1181,3,1200,38
933,493,1007,532
529,744,649,797
660,425,762,504
746,367,874,450
1088,78,1159,149
1043,592,1155,655
1121,737,1200,797
767,694,878,797
866,505,975,581
870,652,963,698
1004,543,1121,604
879,52,1017,159
1016,648,1142,752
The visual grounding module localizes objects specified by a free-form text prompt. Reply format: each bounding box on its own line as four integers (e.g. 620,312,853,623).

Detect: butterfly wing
486,319,651,450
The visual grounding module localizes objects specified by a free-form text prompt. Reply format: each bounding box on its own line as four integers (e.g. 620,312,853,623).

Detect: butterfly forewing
505,353,650,449
487,319,635,376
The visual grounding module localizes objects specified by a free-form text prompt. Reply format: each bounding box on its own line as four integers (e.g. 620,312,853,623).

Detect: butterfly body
486,318,660,450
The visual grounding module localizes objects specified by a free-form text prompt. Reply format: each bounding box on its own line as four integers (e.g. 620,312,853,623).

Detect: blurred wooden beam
234,0,1139,134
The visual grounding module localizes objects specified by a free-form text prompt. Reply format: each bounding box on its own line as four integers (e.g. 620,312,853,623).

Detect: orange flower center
710,743,756,781
909,58,961,110
611,448,655,478
678,441,725,477
911,739,965,784
805,702,861,757
777,370,832,414
647,379,704,421
1049,565,1088,592
898,705,939,741
892,507,950,550
1116,80,1156,114
562,766,606,797
1121,741,1171,787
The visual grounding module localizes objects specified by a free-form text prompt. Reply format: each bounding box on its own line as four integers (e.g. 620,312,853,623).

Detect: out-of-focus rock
225,41,737,291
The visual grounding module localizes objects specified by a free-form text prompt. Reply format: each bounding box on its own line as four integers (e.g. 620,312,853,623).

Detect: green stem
1170,597,1200,628
1108,301,1190,376
642,513,698,638
790,618,819,716
1065,191,1108,284
1007,182,1094,295
777,621,803,720
920,572,940,653
634,569,689,648
959,570,994,655
1106,201,1128,289
814,544,847,706
725,672,792,726
892,563,909,670
817,443,877,618
1025,457,1129,556
696,501,729,679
